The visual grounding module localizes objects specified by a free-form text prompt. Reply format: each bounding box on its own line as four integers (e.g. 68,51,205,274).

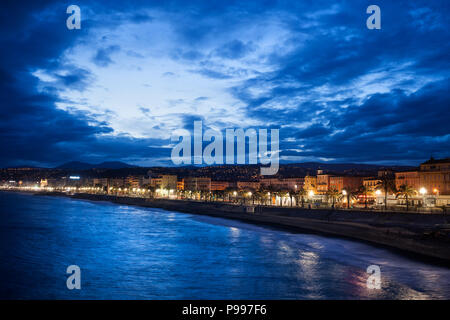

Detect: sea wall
71,193,450,227
28,192,450,263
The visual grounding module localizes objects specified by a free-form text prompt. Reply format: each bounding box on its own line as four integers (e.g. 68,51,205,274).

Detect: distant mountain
95,161,137,169
55,161,137,170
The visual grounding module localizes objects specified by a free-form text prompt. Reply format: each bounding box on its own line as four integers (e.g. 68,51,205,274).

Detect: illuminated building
316,170,330,194
304,175,317,193
160,175,177,190
126,175,141,188
184,177,211,192
259,178,304,191
237,181,260,190
363,177,381,193
418,157,450,195
329,176,363,193
395,171,420,191
211,181,232,191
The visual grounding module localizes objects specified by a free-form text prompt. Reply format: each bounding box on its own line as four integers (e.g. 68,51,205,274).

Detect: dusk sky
1,0,449,167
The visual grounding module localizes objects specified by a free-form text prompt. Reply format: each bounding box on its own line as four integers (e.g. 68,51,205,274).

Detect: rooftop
421,157,450,165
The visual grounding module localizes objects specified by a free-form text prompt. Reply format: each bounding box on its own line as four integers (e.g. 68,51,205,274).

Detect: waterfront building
418,157,450,195
197,177,212,192
363,177,382,193
177,179,184,191
150,177,162,189
108,178,125,188
282,178,305,191
329,176,363,193
184,177,211,192
395,171,420,191
93,178,108,187
304,175,317,193
259,177,304,191
316,171,331,194
160,175,177,190
140,175,151,186
236,181,260,190
211,181,232,191
394,158,450,197
44,178,62,188
259,178,279,189
126,175,142,188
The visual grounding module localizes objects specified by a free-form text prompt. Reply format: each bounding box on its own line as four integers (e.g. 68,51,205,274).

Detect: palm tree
147,185,156,199
358,185,370,209
278,190,290,207
339,187,358,209
326,187,340,208
293,187,307,208
376,174,396,210
396,184,416,211
242,188,255,205
216,190,225,202
235,189,244,205
224,187,235,202
255,189,268,205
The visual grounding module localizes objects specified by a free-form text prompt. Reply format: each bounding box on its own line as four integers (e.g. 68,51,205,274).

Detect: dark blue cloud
0,1,169,167
92,45,121,67
0,0,448,167
216,40,255,59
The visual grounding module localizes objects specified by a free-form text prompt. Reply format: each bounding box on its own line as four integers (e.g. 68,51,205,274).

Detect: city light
419,187,427,195
308,190,314,197
342,190,347,196
375,190,381,196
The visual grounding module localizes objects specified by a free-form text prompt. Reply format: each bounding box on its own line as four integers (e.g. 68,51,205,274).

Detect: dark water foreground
0,192,449,299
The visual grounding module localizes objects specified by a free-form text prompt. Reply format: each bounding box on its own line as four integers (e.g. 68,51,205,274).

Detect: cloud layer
0,0,448,167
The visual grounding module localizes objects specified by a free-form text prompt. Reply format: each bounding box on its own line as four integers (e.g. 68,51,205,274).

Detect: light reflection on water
0,192,449,300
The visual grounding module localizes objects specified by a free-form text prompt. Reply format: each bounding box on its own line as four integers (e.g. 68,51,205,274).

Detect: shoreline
3,190,450,265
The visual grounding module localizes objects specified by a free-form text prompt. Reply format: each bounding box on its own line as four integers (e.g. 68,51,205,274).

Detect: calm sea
0,191,449,299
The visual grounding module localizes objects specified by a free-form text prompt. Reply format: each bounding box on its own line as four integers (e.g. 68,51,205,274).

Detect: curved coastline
2,190,449,265
27,191,450,265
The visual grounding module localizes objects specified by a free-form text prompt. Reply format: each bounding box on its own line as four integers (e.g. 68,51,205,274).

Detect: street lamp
375,190,381,196
308,190,314,197
419,187,427,208
342,189,350,208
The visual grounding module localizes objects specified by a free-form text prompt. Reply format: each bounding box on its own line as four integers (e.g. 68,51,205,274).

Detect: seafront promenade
42,191,450,263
